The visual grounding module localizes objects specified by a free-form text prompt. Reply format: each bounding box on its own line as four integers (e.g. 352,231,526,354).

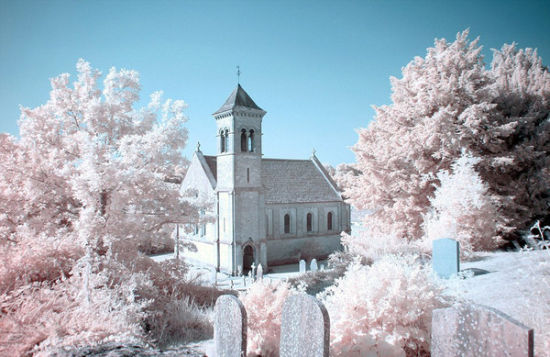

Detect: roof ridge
262,158,311,162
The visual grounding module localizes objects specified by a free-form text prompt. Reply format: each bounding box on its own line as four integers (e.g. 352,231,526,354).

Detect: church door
243,245,254,273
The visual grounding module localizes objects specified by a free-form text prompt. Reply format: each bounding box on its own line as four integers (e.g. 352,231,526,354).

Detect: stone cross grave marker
299,259,306,273
310,259,318,272
280,293,330,357
256,263,263,280
214,295,247,357
432,303,534,357
433,238,460,278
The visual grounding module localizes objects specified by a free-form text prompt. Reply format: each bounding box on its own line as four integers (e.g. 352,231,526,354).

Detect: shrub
321,254,451,356
239,280,294,357
421,152,502,258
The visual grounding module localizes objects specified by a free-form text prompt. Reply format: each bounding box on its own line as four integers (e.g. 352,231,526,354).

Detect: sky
1,0,549,166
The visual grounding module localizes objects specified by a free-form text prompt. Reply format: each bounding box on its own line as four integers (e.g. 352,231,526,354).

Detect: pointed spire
213,84,264,115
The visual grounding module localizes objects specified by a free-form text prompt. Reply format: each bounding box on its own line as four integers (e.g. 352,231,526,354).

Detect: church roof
261,159,342,204
204,155,217,181
201,156,342,204
213,84,264,115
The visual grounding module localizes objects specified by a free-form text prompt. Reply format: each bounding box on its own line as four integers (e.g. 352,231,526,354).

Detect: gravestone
256,263,263,280
214,295,247,357
310,259,318,272
432,303,534,357
299,259,306,273
432,238,460,278
280,293,330,357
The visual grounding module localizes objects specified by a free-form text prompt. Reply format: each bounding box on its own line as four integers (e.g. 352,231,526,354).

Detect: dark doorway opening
243,245,254,273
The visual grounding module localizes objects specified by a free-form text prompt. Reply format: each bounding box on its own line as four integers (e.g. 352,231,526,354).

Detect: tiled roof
198,156,342,204
213,84,264,115
203,155,217,181
261,159,342,204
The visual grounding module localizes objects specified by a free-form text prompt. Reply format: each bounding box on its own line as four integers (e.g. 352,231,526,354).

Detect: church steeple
213,85,266,190
213,84,265,116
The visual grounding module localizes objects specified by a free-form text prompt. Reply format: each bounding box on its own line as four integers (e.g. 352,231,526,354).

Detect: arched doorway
243,245,254,273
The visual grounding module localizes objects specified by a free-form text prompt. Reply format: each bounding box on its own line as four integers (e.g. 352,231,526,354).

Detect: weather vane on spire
236,65,241,84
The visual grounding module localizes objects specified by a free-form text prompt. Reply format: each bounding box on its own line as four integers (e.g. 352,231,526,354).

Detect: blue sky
1,0,549,166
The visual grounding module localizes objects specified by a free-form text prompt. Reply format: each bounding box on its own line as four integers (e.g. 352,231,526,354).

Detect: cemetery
1,2,548,356
191,238,541,357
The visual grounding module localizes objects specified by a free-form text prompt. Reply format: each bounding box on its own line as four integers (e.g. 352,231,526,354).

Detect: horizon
1,0,549,166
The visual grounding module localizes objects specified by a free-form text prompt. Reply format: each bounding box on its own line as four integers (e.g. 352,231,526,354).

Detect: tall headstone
280,293,330,357
299,259,306,273
256,263,263,281
433,238,460,278
310,259,318,272
432,303,534,357
214,295,247,357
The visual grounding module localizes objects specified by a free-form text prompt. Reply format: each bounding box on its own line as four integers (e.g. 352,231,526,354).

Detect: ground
155,249,549,356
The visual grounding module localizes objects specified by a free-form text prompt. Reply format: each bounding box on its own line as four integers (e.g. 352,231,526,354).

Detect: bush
321,254,451,356
239,280,294,357
421,152,502,258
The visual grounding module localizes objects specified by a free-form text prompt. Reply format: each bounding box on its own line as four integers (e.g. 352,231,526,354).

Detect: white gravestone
299,259,306,273
214,295,247,357
432,303,534,357
256,263,263,281
280,293,330,357
310,259,318,272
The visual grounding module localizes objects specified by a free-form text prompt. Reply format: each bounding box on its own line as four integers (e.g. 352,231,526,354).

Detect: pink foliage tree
0,60,206,353
422,151,501,256
343,30,550,245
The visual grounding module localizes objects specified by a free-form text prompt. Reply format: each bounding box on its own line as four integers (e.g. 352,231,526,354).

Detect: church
181,84,351,275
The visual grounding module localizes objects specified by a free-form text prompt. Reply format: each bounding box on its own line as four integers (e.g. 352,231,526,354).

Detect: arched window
241,129,247,152
220,129,228,153
284,214,290,234
327,212,333,231
248,130,255,152
306,213,313,232
220,131,226,152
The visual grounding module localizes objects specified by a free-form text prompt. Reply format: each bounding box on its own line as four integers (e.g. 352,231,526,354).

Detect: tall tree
0,60,208,354
0,59,200,255
344,30,549,244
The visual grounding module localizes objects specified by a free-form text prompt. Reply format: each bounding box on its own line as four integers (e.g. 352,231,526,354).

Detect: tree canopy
341,30,550,245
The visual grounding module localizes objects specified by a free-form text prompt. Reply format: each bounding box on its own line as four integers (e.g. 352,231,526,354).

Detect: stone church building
181,85,350,275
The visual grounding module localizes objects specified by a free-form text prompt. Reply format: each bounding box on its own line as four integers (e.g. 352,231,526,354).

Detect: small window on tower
327,212,333,231
241,129,247,152
248,130,255,152
220,130,226,152
247,168,250,183
307,213,313,232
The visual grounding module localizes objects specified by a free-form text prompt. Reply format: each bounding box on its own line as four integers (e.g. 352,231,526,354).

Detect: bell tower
213,85,267,274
